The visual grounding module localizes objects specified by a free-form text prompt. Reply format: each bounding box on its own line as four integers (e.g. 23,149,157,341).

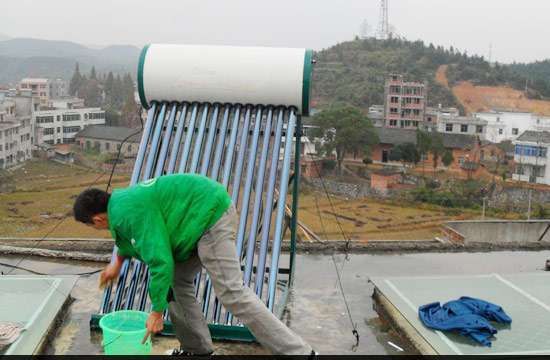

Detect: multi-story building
384,74,426,130
512,131,550,185
32,107,106,145
49,79,68,99
475,110,550,143
0,120,32,169
19,78,50,107
438,115,487,138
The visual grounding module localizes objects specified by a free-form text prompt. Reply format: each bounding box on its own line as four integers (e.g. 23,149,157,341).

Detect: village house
75,126,141,157
369,127,487,176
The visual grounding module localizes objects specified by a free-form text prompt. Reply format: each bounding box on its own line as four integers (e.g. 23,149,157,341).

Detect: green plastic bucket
99,310,152,355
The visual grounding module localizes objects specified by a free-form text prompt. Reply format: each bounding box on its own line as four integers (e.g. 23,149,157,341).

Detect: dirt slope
435,65,550,116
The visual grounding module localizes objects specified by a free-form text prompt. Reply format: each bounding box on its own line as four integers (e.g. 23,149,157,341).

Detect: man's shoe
166,348,214,357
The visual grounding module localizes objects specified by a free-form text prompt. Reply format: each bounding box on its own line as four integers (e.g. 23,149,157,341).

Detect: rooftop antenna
377,0,389,40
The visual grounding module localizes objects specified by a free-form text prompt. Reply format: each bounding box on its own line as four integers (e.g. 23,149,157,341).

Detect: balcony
514,154,547,166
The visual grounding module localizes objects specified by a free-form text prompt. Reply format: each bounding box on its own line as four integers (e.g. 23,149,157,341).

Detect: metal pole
289,115,302,287
254,108,284,298
166,104,188,174
177,103,199,173
482,197,486,220
199,104,220,175
243,108,273,286
154,103,178,177
528,189,532,220
227,106,263,324
267,109,297,311
189,104,211,173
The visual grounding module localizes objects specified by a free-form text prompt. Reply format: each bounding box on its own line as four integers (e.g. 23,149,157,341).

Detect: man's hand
142,311,164,344
98,257,124,289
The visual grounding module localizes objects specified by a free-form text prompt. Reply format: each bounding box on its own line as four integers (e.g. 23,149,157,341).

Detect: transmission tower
377,0,389,40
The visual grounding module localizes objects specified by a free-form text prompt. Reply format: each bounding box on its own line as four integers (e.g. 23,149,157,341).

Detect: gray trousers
168,206,312,355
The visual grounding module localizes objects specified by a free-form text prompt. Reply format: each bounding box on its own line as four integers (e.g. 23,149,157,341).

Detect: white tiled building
0,120,32,169
32,108,106,145
512,131,550,185
438,115,487,138
475,110,550,143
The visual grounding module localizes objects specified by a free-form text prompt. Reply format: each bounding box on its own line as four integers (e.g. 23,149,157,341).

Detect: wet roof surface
1,251,550,355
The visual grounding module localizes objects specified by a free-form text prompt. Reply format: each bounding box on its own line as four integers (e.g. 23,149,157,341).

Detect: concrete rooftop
2,250,550,355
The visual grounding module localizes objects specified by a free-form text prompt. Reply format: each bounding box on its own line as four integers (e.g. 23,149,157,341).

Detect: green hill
312,37,550,112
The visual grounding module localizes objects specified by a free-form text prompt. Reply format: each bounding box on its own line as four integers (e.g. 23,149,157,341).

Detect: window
461,124,468,133
63,126,80,133
94,141,100,151
498,129,504,135
390,108,398,114
57,115,61,122
516,164,524,175
515,145,548,158
390,96,399,104
476,125,483,134
36,116,54,124
43,128,54,135
446,123,453,132
0,145,2,151
496,117,500,122
512,128,519,135
106,142,110,151
86,141,91,150
57,127,61,133
458,156,465,165
390,86,401,94
414,98,421,104
56,139,61,144
389,120,398,127
413,121,419,128
63,114,81,122
88,112,105,120
45,140,54,145
413,109,420,116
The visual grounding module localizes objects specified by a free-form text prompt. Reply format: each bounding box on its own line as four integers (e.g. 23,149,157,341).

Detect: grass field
0,160,480,242
297,191,475,241
0,160,129,238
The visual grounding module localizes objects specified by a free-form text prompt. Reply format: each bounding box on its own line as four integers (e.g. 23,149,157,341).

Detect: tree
79,79,102,107
389,143,420,167
90,66,97,80
430,133,445,177
442,150,454,167
416,129,432,175
309,104,379,175
69,63,82,96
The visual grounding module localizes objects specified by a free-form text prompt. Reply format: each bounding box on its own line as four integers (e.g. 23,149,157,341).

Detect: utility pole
377,0,389,40
482,197,487,220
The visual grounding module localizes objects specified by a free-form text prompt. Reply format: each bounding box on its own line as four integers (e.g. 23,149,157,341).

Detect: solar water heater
90,44,314,341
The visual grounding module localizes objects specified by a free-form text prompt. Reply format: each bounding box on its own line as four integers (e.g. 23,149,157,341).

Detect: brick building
384,74,426,130
75,126,141,157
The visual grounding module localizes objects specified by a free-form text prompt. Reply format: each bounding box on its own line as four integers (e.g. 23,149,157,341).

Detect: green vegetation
308,104,378,174
389,143,419,165
312,38,550,112
69,63,140,128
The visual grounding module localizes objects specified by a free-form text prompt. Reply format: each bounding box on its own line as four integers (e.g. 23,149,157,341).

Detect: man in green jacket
73,174,313,355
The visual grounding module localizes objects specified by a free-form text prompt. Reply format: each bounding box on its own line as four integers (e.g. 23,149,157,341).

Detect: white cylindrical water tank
137,44,313,115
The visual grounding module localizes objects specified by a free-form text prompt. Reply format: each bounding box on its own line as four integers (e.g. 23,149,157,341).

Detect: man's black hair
73,188,111,224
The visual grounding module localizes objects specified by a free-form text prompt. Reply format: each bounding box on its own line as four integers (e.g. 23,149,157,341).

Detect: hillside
312,38,550,115
437,65,550,116
0,38,140,83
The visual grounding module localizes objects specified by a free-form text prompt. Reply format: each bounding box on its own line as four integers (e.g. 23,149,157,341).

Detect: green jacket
108,174,231,312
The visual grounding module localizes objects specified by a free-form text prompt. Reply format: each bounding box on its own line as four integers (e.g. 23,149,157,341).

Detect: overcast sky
1,0,547,63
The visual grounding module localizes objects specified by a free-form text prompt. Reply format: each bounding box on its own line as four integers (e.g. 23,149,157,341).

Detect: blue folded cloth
419,297,512,347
